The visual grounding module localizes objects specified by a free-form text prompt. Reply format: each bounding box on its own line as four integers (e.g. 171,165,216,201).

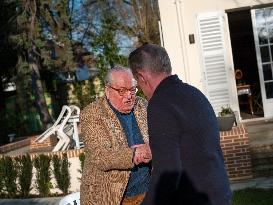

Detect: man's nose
124,91,133,99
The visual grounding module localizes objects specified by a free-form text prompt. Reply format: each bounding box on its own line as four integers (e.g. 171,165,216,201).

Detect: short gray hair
104,66,135,85
128,43,172,75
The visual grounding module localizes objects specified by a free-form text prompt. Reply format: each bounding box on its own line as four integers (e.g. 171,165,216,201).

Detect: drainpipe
174,0,190,83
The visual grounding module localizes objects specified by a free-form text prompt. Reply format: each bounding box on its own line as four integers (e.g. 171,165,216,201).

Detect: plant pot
217,114,236,131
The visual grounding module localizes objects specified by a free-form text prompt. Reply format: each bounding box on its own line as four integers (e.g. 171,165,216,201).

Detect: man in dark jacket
128,43,232,205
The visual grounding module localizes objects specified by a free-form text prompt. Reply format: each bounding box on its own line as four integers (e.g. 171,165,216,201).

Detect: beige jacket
80,96,149,205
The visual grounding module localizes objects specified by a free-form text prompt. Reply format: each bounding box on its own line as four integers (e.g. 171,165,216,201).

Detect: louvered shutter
197,12,232,115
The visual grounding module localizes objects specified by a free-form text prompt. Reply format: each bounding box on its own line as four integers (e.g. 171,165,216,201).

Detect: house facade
158,0,273,120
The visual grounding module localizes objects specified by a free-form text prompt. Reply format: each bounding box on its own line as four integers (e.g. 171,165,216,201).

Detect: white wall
158,0,273,91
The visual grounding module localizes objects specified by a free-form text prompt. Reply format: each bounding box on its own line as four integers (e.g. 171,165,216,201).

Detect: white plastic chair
68,105,81,149
59,192,80,205
53,106,72,152
36,105,71,143
36,105,72,152
36,105,82,152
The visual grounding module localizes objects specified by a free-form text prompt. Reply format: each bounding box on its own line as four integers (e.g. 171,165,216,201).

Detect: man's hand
132,143,152,165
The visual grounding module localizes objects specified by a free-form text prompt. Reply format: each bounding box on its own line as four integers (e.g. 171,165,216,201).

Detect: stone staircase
250,144,273,177
245,119,273,178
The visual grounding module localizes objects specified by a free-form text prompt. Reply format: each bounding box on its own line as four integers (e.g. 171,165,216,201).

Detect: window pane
265,8,273,27
258,27,269,45
265,82,273,99
256,9,266,27
260,46,270,62
271,45,273,60
269,28,273,44
263,64,273,81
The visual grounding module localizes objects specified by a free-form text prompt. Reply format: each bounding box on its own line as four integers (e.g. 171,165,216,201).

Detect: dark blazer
142,75,232,205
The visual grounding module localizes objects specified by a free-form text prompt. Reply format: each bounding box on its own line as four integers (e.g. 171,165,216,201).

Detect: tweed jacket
80,96,149,205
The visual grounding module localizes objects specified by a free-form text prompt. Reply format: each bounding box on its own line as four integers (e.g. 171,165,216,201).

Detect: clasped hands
131,143,152,165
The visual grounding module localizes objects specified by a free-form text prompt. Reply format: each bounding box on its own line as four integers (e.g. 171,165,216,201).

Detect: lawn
232,188,273,205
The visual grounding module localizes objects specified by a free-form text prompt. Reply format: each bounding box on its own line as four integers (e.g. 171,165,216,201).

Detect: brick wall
29,135,58,153
28,148,84,160
220,123,253,181
0,137,32,154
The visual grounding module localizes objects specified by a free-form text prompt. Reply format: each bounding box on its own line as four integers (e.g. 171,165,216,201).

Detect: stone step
250,144,273,153
251,154,273,177
252,168,273,178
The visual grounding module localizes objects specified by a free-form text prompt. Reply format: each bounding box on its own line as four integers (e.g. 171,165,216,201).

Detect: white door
197,12,239,116
252,7,273,118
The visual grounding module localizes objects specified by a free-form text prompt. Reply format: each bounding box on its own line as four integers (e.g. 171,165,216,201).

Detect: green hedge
0,156,17,197
33,155,52,197
15,154,33,197
0,153,83,198
52,154,71,195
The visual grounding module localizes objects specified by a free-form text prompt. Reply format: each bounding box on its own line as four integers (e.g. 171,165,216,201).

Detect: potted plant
217,105,236,131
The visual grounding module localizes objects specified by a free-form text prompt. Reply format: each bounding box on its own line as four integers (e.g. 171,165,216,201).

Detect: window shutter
197,12,232,115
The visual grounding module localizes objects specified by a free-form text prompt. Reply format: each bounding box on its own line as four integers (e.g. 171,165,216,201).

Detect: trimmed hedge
0,156,17,197
52,154,71,195
0,153,83,198
15,154,33,197
33,154,52,197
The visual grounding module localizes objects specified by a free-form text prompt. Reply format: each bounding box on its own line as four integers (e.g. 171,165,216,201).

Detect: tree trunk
0,79,8,145
16,73,32,135
30,59,53,130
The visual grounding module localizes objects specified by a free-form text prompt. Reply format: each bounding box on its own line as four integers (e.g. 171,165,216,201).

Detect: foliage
0,156,18,197
14,0,75,71
115,0,161,46
218,105,234,117
52,154,71,195
232,188,273,205
0,0,18,144
15,154,33,197
0,158,3,195
90,0,128,85
9,0,78,129
33,154,52,197
79,152,85,173
78,152,85,181
73,80,96,109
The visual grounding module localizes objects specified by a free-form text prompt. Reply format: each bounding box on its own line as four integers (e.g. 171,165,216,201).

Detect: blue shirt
108,100,150,197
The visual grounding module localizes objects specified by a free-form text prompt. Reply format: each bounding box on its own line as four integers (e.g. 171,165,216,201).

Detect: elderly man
80,66,152,205
129,44,232,205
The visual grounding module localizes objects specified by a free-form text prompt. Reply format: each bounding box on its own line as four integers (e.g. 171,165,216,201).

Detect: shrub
0,158,4,195
0,156,18,197
52,154,71,195
79,152,85,173
33,154,52,197
15,154,33,197
77,152,85,181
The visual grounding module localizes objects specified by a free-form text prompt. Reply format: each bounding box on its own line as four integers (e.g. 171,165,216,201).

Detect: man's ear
137,70,148,84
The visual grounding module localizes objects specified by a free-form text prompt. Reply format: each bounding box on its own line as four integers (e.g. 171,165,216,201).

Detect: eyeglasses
108,85,137,96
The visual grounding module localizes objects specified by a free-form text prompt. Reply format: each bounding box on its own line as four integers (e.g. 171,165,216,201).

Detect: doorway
227,9,264,119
